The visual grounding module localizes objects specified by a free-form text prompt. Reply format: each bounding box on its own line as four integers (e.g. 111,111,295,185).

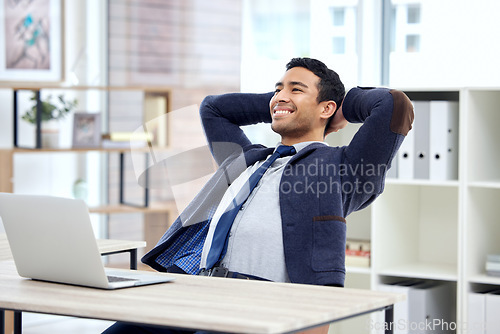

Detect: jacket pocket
311,216,346,272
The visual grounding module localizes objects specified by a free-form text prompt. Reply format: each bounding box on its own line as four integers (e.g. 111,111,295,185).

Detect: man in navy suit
104,58,413,334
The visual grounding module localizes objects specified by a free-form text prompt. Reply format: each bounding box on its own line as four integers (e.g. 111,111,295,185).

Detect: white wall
389,0,500,88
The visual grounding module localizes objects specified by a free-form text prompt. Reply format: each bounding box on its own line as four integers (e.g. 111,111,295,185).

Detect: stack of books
486,254,500,277
345,239,371,267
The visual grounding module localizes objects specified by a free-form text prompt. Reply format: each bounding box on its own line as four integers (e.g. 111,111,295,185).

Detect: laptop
0,193,175,289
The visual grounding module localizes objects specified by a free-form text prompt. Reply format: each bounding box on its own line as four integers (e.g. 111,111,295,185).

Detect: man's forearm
199,92,274,164
200,92,273,127
342,87,413,133
342,87,391,123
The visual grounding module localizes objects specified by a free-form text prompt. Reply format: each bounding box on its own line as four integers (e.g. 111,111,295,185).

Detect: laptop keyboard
107,275,139,283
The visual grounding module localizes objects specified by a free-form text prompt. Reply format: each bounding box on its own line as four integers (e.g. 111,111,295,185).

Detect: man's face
269,67,326,144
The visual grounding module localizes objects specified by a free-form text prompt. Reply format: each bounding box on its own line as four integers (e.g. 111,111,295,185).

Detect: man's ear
320,101,337,120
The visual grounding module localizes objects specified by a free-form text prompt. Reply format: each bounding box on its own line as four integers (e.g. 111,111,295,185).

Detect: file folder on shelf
377,280,426,334
397,117,415,179
413,101,431,180
429,101,459,181
486,290,500,333
408,282,456,334
468,288,499,334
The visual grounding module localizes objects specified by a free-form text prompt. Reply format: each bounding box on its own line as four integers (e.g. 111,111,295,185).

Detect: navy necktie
204,145,297,269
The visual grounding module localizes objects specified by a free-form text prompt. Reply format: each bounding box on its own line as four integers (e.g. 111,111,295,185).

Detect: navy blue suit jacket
142,87,413,286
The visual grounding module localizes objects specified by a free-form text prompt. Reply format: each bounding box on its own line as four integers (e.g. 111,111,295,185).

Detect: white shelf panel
468,274,500,286
345,266,371,275
88,202,177,214
468,181,500,189
377,262,457,281
386,178,459,187
9,146,168,154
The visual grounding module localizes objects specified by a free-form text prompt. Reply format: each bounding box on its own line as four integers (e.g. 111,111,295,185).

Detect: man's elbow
389,89,414,136
199,95,218,120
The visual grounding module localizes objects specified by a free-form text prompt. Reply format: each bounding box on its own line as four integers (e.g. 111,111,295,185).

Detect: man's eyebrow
290,81,309,89
274,81,309,88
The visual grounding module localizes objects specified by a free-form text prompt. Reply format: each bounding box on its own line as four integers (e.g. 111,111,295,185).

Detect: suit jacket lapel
178,144,322,228
179,146,272,227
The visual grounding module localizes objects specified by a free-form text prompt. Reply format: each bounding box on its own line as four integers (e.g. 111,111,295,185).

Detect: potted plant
22,92,78,148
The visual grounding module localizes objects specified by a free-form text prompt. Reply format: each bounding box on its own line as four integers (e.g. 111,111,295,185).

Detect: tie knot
275,145,296,158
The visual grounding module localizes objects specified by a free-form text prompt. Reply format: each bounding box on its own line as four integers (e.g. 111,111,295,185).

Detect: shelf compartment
377,262,457,281
468,181,500,189
345,207,372,274
345,266,372,275
334,271,372,334
465,187,500,279
373,184,459,281
386,178,459,188
88,202,177,214
8,146,167,154
11,86,171,150
346,206,371,245
469,274,500,286
466,90,500,183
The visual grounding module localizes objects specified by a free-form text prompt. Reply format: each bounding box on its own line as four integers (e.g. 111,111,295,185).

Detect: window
390,2,422,53
310,0,358,87
407,5,421,24
331,7,346,26
241,0,310,92
332,36,346,54
406,34,420,52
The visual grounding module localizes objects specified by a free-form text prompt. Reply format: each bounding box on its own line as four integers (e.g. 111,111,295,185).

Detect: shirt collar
275,141,329,154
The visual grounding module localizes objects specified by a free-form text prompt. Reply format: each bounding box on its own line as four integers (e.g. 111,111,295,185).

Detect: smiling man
271,62,343,144
104,58,413,334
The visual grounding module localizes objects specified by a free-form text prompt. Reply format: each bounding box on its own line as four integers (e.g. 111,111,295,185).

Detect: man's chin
270,123,283,136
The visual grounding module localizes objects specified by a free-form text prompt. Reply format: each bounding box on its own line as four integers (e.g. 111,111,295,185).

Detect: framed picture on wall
0,0,63,83
72,113,101,148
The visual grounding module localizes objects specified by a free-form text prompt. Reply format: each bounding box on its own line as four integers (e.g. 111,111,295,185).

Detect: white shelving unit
461,89,500,333
326,88,500,334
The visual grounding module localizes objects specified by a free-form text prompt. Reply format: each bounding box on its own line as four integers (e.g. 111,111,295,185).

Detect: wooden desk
0,260,404,334
0,235,146,334
0,234,146,269
95,238,147,270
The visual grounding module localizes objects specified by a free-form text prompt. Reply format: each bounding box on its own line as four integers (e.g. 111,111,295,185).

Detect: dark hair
286,58,345,131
